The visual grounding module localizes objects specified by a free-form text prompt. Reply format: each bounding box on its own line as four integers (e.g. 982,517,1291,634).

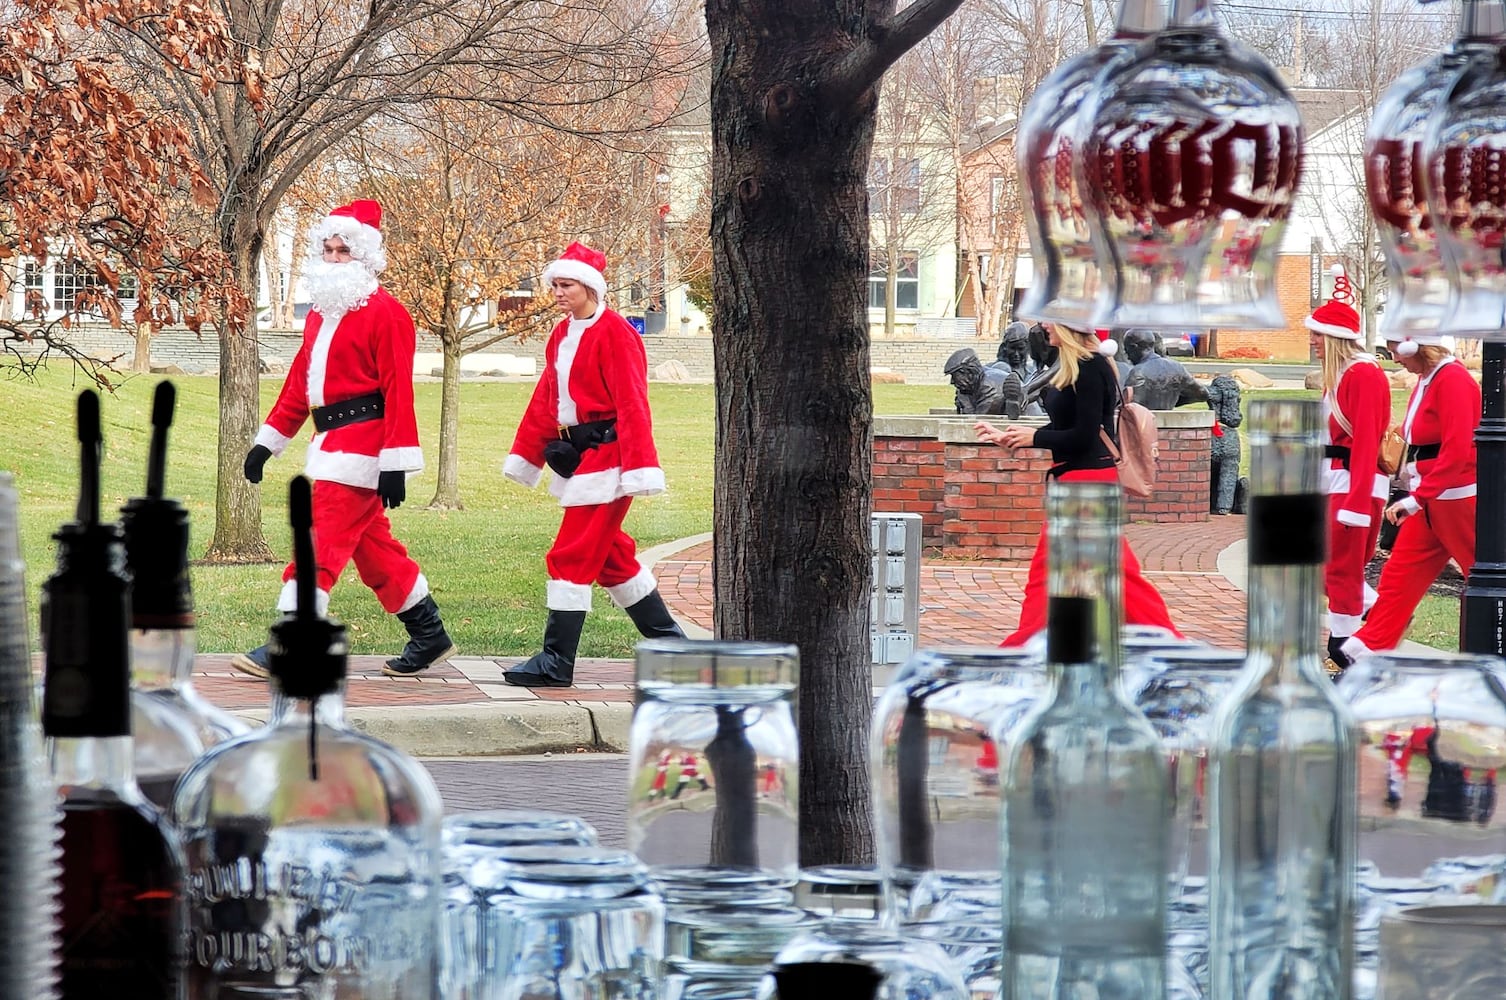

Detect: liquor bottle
42,391,186,999
0,472,62,999
120,381,249,809
1001,481,1168,999
1208,398,1356,1000
173,475,444,999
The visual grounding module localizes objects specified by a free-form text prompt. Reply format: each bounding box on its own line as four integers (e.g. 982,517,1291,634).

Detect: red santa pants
279,479,423,614
1325,495,1385,638
1350,496,1475,652
544,497,645,610
1001,468,1183,647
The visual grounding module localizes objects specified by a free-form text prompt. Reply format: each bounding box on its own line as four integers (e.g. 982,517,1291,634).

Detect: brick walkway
191,517,1251,710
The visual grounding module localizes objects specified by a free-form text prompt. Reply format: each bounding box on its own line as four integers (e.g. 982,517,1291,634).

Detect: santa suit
253,286,428,614
1323,357,1390,640
1346,358,1479,656
503,303,665,612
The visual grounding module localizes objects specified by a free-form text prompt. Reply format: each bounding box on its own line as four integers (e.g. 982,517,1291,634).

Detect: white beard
304,260,378,316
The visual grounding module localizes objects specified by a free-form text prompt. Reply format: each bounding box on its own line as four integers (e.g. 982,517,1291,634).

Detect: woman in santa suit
1306,268,1391,669
1340,334,1479,665
502,242,684,687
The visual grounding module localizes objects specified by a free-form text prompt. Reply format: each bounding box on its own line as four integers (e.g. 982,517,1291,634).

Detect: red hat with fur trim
1304,266,1362,341
1094,328,1119,358
543,242,608,301
312,199,387,273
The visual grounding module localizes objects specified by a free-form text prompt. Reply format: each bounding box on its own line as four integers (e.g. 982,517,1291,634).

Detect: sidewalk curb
234,701,635,757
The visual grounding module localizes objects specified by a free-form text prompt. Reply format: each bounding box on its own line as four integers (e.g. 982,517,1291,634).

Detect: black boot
384,595,458,677
1326,635,1352,679
505,610,587,687
623,589,685,639
231,643,271,680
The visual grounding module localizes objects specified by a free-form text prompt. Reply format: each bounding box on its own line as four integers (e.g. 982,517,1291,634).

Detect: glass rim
636,638,798,659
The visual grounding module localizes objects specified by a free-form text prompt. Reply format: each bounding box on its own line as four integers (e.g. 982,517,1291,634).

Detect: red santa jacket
1398,357,1479,514
253,287,423,489
1323,356,1390,528
503,304,664,507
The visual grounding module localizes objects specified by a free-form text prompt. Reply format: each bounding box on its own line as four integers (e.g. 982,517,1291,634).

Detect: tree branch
823,0,967,110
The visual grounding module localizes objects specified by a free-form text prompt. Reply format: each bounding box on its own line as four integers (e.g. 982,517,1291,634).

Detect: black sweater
1032,353,1117,476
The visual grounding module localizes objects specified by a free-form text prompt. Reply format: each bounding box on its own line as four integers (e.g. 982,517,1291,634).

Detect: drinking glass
1076,0,1303,329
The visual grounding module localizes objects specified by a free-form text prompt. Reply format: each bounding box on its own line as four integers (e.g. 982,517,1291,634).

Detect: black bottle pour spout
119,382,194,629
266,476,347,780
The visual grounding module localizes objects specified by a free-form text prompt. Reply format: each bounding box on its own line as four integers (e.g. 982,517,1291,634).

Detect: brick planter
874,410,1215,559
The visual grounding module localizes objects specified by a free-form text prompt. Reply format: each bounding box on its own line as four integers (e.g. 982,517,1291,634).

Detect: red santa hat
1094,328,1119,358
1304,266,1361,341
543,242,608,301
310,199,387,274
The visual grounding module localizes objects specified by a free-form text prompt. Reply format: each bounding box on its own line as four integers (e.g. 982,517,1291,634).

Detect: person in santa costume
974,324,1182,645
1306,266,1391,671
502,241,684,687
1339,332,1479,667
233,199,456,678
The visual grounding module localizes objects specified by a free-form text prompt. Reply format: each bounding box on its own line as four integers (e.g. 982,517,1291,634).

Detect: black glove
243,445,272,484
378,470,406,509
543,439,583,479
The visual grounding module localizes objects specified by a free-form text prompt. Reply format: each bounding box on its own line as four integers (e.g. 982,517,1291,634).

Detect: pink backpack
1098,386,1159,499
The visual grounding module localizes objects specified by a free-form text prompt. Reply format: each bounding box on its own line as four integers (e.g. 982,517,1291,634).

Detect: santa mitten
243,445,272,484
377,470,406,509
543,439,582,479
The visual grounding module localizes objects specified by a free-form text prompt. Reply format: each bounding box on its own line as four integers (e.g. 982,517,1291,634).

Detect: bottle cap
267,476,347,700
42,391,131,739
120,382,195,628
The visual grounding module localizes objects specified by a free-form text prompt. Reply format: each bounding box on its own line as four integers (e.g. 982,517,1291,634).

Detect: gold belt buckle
557,424,570,440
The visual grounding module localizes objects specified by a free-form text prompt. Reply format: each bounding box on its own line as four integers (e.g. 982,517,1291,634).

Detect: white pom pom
1396,339,1418,357
1330,264,1345,278
1099,338,1118,358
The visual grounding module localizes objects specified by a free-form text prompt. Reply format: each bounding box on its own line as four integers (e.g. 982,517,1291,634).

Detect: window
53,260,97,312
869,251,920,310
869,156,921,215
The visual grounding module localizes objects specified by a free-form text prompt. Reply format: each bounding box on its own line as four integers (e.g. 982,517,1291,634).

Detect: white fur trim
1340,635,1374,660
304,439,380,488
550,467,622,506
543,259,607,301
546,579,593,612
1098,339,1118,357
606,568,657,608
276,579,330,616
255,424,293,456
1305,316,1362,341
1329,264,1345,278
1399,495,1422,516
311,215,387,274
1438,485,1476,501
1328,611,1364,637
620,467,666,497
1336,508,1371,528
504,453,543,488
306,309,343,407
397,574,429,613
378,446,423,473
1395,339,1419,357
1363,582,1378,611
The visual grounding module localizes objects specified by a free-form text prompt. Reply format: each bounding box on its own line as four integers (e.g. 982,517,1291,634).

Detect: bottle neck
1166,0,1217,29
268,685,348,728
1043,483,1123,682
48,734,138,793
1461,0,1506,41
129,627,195,692
1246,563,1329,685
1115,0,1169,38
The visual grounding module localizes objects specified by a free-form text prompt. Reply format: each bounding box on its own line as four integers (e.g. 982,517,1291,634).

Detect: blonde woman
1340,334,1479,665
975,324,1180,645
1305,268,1390,669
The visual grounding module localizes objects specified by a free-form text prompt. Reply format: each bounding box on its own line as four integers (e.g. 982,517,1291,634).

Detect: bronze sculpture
944,348,1009,415
1123,328,1208,410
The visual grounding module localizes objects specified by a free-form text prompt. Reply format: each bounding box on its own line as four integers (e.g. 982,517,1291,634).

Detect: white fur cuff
621,467,666,497
607,568,657,608
255,424,293,456
379,446,424,473
546,579,593,612
504,453,543,488
276,579,330,616
1336,508,1372,529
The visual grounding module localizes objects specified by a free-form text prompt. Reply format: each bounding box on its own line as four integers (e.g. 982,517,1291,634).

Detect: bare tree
109,0,694,561
707,0,968,866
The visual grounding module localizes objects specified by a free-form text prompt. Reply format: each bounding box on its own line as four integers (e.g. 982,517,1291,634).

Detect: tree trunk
204,229,275,564
708,3,879,867
884,241,897,338
132,322,152,372
429,325,465,510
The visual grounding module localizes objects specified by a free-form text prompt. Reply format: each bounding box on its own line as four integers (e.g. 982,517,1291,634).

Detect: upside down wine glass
1365,0,1506,340
1075,0,1303,330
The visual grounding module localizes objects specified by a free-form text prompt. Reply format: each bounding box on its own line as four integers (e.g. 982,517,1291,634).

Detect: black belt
312,392,384,432
1324,444,1351,469
1408,443,1441,463
558,419,617,450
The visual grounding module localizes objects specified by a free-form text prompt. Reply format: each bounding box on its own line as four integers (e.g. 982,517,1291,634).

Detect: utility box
870,513,922,665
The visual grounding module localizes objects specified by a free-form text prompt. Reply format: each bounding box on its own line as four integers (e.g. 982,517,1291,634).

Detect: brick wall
874,410,1214,559
1216,253,1322,362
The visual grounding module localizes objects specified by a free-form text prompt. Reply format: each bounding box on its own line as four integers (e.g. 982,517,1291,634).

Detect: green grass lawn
0,369,1459,655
